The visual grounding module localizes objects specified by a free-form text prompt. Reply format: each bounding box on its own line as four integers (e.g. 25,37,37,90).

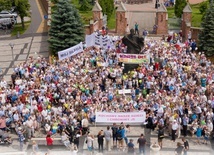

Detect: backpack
116,130,122,140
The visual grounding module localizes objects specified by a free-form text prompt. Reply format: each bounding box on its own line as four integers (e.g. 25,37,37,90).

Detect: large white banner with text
85,33,111,49
58,42,83,60
96,112,146,123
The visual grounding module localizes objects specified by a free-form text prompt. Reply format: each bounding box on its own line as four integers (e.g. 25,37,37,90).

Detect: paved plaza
0,125,213,155
0,35,49,81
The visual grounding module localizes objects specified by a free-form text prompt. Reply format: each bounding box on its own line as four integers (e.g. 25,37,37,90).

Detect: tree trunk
21,17,25,29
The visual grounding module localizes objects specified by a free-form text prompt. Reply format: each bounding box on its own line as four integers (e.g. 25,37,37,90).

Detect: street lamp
29,10,33,38
9,43,15,65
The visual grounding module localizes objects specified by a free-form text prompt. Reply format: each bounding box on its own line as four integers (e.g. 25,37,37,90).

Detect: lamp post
30,10,33,38
9,43,15,66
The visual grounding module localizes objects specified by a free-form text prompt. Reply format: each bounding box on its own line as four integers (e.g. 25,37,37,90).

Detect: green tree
199,1,209,15
98,0,114,20
79,0,92,11
14,0,30,29
199,3,214,56
48,0,85,55
174,0,187,18
0,0,12,11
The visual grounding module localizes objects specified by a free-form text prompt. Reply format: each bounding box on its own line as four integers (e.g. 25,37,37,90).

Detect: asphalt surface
25,0,43,34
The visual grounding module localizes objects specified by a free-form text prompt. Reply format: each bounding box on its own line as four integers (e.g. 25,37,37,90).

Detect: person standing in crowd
117,125,125,151
124,124,130,145
137,133,146,155
61,132,71,149
126,24,130,35
196,125,202,144
111,123,118,148
97,130,104,153
86,133,94,155
142,29,148,39
17,127,25,151
32,141,39,155
104,126,112,151
0,116,6,131
134,22,139,36
25,116,34,139
174,142,184,155
157,125,164,149
73,129,82,149
182,138,189,155
171,120,178,142
182,114,189,137
82,116,89,135
46,134,53,150
127,139,135,154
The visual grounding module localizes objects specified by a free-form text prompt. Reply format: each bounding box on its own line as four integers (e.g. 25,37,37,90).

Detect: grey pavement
0,35,49,81
25,0,43,34
1,125,213,155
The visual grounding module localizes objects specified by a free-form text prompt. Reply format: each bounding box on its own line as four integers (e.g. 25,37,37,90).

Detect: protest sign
117,53,148,64
58,42,83,60
96,112,146,123
85,32,110,49
118,89,131,94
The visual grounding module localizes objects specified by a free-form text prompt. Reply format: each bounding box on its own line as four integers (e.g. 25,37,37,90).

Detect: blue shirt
196,128,202,137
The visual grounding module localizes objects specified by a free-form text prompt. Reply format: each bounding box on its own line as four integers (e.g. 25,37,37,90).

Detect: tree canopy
14,0,30,29
98,0,114,20
48,0,85,55
0,0,30,29
199,2,214,56
0,0,12,11
174,0,187,18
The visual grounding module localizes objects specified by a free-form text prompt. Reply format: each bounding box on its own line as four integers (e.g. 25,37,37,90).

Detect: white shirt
172,122,178,130
41,109,48,118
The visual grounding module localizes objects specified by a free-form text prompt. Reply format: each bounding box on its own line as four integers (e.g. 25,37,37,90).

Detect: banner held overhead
58,42,83,60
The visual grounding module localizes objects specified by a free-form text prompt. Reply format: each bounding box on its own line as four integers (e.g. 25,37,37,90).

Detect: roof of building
183,3,192,13
157,3,167,12
117,2,127,12
92,1,102,11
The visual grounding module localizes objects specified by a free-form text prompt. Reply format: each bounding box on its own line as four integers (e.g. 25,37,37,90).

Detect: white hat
18,127,22,130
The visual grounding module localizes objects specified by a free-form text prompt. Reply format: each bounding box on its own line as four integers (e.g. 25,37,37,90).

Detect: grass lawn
72,0,116,29
107,9,116,30
11,21,30,36
167,3,203,27
72,0,93,25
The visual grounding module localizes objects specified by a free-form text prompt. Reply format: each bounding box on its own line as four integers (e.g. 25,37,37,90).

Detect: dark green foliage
51,0,59,4
0,0,12,11
48,0,85,55
79,0,92,11
199,4,214,56
174,0,187,18
98,0,114,20
199,1,208,14
14,0,30,29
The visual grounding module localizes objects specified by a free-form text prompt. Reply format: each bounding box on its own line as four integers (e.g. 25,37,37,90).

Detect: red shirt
46,137,53,145
37,104,43,112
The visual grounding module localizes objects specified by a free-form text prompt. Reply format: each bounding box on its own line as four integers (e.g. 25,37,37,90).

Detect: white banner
118,89,131,94
58,42,83,60
85,33,110,49
85,33,95,47
96,112,146,123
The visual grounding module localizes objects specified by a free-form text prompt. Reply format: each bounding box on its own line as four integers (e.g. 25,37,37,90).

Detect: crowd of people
0,30,214,155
